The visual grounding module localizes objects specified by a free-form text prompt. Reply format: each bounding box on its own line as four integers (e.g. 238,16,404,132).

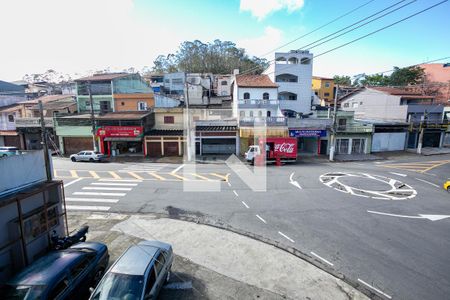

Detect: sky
0,0,449,81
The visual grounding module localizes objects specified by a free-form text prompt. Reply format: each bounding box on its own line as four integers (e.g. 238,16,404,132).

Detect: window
343,103,349,108
8,114,14,122
85,101,90,107
164,79,170,84
172,78,183,84
164,116,175,124
240,111,245,117
324,93,330,97
336,139,349,154
300,57,311,64
338,119,347,130
263,93,269,100
275,74,298,83
100,101,111,112
249,111,254,117
352,102,359,108
221,80,228,86
154,252,166,275
325,82,330,88
267,111,271,117
48,277,69,299
243,92,250,99
121,102,125,106
145,266,157,295
258,111,262,117
288,57,298,64
138,101,147,111
279,92,297,100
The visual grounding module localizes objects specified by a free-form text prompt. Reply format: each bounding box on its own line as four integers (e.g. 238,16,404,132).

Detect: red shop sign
97,126,143,137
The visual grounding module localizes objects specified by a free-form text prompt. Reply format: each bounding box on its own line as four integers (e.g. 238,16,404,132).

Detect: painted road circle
319,172,417,200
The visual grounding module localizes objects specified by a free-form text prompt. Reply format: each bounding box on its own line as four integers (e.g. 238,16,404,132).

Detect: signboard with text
289,129,326,138
97,126,143,138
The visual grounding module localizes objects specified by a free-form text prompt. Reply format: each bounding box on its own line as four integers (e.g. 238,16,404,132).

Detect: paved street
55,154,450,300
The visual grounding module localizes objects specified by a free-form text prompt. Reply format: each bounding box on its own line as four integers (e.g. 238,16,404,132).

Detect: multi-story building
75,73,154,114
340,87,445,149
312,76,335,104
264,50,313,115
0,81,26,148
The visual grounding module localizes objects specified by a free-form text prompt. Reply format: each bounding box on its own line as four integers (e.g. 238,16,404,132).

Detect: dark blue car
0,242,109,300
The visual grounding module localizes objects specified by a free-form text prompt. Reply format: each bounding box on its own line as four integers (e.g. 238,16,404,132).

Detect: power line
313,0,449,59
366,56,450,75
306,0,416,50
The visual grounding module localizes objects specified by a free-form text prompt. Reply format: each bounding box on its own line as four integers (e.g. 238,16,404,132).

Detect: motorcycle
51,225,89,250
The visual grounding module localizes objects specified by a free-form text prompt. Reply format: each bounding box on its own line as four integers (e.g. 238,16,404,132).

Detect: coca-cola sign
275,143,295,153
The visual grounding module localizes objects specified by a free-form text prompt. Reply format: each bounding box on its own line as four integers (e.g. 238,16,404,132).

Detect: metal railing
15,117,54,127
239,116,287,126
336,125,373,133
238,99,279,107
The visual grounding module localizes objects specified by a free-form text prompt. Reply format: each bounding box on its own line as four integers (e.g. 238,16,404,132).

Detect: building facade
264,50,313,115
312,76,335,104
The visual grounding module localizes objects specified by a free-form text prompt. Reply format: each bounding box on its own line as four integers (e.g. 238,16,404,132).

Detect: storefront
97,126,144,156
144,130,184,157
289,129,327,155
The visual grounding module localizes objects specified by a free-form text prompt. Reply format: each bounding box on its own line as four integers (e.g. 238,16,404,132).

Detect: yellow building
312,76,335,105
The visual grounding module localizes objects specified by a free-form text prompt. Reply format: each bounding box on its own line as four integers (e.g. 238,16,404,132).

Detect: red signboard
97,126,143,137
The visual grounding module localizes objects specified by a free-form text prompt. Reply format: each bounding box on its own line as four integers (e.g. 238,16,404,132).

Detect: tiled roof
75,73,130,82
370,87,421,96
96,111,151,120
20,94,75,105
0,104,22,113
235,75,278,88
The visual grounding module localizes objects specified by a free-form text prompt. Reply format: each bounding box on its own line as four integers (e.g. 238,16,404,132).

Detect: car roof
8,251,85,286
110,244,159,275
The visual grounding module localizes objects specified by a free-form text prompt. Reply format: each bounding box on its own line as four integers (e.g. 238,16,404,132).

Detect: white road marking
389,172,407,177
255,214,267,224
82,187,132,191
278,231,295,243
241,201,249,208
66,205,111,211
64,178,83,187
310,251,334,266
357,278,392,299
415,178,440,188
233,190,239,197
91,182,138,186
171,164,185,174
98,179,142,183
289,172,302,189
73,192,126,196
227,181,231,187
367,210,450,221
65,197,119,203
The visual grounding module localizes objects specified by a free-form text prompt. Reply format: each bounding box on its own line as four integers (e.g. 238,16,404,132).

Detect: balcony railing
15,117,54,128
238,99,279,108
239,116,287,127
336,125,373,133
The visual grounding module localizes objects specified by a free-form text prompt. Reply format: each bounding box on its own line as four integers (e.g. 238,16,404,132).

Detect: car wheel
93,268,104,285
89,158,94,162
447,186,450,193
71,157,76,162
2,154,7,157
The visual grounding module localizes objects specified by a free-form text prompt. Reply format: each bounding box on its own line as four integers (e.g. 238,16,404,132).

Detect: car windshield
91,273,144,300
0,285,45,300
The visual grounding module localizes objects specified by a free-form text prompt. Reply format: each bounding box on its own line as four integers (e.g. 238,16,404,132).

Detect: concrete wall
0,111,20,130
372,132,407,152
154,94,181,108
237,87,278,100
0,150,47,197
153,109,184,129
341,89,408,121
114,94,154,111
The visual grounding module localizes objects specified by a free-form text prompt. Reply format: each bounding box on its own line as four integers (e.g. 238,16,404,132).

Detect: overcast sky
0,0,449,81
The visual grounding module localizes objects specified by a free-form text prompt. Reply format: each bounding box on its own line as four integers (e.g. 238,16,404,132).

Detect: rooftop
313,76,334,81
20,94,75,105
0,103,22,113
30,99,76,110
235,75,278,88
75,73,131,82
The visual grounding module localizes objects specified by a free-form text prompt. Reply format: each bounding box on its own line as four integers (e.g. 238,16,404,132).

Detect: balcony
15,117,54,128
238,99,279,108
336,124,373,133
239,116,287,127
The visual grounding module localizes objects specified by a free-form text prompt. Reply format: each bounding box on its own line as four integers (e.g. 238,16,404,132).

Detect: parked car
70,151,107,162
444,180,450,192
0,242,109,300
90,240,173,300
0,146,19,157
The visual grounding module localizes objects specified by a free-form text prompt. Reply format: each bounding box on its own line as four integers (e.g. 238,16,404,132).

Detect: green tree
361,73,391,86
333,75,351,86
389,66,425,86
152,39,268,74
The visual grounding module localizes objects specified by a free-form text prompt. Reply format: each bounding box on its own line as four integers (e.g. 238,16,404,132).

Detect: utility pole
329,84,339,161
87,81,97,151
39,100,52,181
184,73,192,162
417,110,428,154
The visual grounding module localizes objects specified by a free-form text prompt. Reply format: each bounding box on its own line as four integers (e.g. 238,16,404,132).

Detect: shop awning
104,137,142,142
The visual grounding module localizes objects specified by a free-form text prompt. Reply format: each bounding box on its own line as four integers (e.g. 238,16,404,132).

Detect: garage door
4,136,21,149
372,133,406,152
63,137,92,155
164,142,179,156
202,138,236,155
147,142,162,157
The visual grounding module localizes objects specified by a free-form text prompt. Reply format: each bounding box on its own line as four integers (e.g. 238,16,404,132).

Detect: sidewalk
68,212,368,300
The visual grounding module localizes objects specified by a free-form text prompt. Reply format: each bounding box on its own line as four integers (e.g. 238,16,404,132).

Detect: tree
389,66,425,86
361,73,391,86
333,75,351,86
151,39,268,74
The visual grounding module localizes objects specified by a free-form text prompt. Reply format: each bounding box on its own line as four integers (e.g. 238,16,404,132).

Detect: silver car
90,240,173,300
70,150,107,162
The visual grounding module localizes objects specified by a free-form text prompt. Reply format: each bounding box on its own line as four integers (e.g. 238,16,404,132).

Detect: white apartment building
264,50,313,115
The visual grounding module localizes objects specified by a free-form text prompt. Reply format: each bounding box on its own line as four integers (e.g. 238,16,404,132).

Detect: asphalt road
54,154,450,300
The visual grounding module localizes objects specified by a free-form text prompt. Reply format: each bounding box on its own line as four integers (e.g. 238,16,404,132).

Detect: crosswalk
55,169,229,181
65,179,140,212
378,160,450,173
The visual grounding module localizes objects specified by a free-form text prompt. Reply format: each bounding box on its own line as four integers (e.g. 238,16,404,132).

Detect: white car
70,151,107,162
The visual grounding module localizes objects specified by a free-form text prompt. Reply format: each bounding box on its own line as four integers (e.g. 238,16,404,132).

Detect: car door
153,252,167,295
84,151,92,161
47,273,71,300
77,151,85,161
68,254,93,296
144,265,158,299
